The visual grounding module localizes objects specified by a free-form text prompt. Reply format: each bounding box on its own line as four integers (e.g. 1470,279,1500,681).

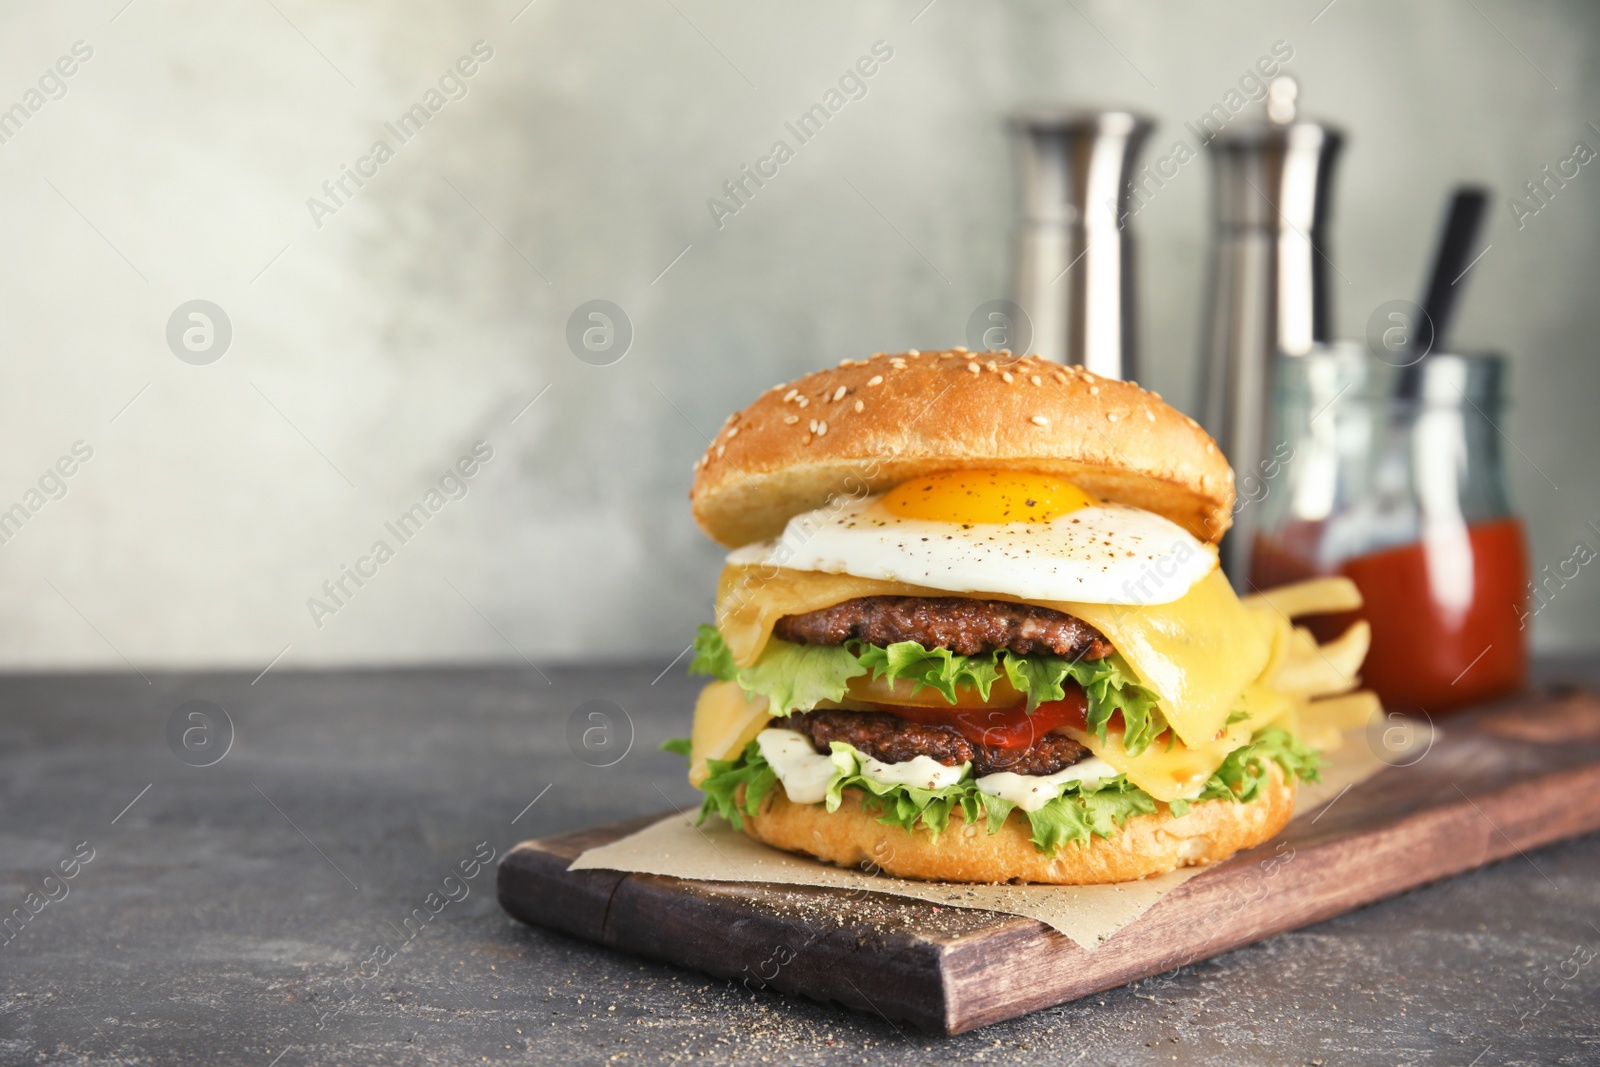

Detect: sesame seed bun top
689,349,1235,549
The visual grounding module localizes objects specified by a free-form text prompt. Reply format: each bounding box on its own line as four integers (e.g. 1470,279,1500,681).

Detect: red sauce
870,691,1090,749
1251,517,1528,713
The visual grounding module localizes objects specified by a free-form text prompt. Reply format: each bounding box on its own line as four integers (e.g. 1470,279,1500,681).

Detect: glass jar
1246,343,1529,713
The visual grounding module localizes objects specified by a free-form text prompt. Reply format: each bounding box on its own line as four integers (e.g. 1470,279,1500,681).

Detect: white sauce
860,754,968,791
975,757,1120,812
755,729,838,804
757,728,1115,811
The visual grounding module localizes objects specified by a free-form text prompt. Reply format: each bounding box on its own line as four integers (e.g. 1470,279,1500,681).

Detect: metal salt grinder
1196,78,1343,577
1011,110,1153,379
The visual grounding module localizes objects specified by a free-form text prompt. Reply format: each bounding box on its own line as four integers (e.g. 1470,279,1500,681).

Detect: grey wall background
0,0,1596,672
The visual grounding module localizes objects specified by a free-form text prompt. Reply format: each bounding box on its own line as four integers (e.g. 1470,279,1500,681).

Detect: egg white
729,495,1216,606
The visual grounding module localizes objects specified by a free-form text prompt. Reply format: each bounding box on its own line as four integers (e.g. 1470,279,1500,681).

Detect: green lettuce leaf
1070,655,1164,756
855,641,1002,703
736,642,867,715
1198,727,1321,803
821,740,985,836
688,624,738,681
1000,654,1072,710
660,737,692,756
690,625,867,714
996,652,1163,754
696,745,778,831
1009,782,1157,854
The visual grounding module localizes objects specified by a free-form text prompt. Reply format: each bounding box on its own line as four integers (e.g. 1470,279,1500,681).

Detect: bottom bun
738,766,1295,885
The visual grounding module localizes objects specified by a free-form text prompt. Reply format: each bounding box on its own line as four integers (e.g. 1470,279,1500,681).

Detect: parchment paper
570,729,1396,950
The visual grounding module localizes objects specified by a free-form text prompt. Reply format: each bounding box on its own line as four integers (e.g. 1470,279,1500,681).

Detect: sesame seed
1002,372,1013,383
784,415,799,425
832,386,847,402
716,444,726,456
1151,391,1163,400
809,419,818,433
726,426,738,438
1082,372,1097,384
1089,386,1099,395
816,420,828,436
967,362,980,373
953,346,968,353
985,361,998,372
1146,410,1156,422
867,375,884,387
854,399,864,413
838,359,854,367
1030,415,1049,426
797,397,809,408
907,349,920,356
1030,375,1042,386
1054,373,1068,384
783,389,798,402
1107,412,1120,422
940,352,956,360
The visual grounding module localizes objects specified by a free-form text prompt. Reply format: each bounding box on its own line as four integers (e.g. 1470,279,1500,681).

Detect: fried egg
729,470,1215,606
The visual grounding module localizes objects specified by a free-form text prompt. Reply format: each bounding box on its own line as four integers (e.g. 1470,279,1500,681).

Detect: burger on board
672,349,1373,885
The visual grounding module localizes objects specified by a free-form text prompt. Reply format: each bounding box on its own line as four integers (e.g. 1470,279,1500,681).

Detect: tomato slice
867,689,1090,750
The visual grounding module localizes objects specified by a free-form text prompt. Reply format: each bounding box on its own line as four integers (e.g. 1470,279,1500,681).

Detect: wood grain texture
497,689,1600,1034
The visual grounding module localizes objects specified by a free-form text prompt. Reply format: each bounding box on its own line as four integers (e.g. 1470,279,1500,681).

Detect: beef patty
786,709,1090,777
773,596,1113,659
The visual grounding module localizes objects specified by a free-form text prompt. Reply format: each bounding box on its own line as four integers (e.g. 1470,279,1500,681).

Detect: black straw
1397,185,1489,397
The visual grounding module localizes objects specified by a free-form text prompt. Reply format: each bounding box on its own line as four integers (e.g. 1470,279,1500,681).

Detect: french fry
1242,577,1363,620
1298,719,1345,753
1316,621,1370,690
1302,690,1381,732
1269,621,1369,698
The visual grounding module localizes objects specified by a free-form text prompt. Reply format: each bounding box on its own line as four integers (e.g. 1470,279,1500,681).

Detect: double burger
674,350,1373,884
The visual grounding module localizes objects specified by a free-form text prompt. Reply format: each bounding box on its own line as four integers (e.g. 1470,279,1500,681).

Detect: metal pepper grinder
1196,78,1343,578
1011,109,1153,378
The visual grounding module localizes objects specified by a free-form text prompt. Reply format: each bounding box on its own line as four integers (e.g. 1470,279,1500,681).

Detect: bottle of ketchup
1242,347,1528,714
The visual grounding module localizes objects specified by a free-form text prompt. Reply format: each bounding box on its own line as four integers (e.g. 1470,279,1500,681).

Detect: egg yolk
880,470,1097,524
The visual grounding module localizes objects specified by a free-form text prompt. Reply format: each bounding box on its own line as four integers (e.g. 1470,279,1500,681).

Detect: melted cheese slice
1052,569,1277,749
688,681,772,787
715,563,1275,751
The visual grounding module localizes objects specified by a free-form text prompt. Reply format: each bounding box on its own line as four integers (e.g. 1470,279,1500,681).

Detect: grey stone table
2,661,1598,1066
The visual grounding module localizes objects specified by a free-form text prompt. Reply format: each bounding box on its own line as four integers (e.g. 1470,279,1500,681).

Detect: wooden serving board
498,690,1600,1034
